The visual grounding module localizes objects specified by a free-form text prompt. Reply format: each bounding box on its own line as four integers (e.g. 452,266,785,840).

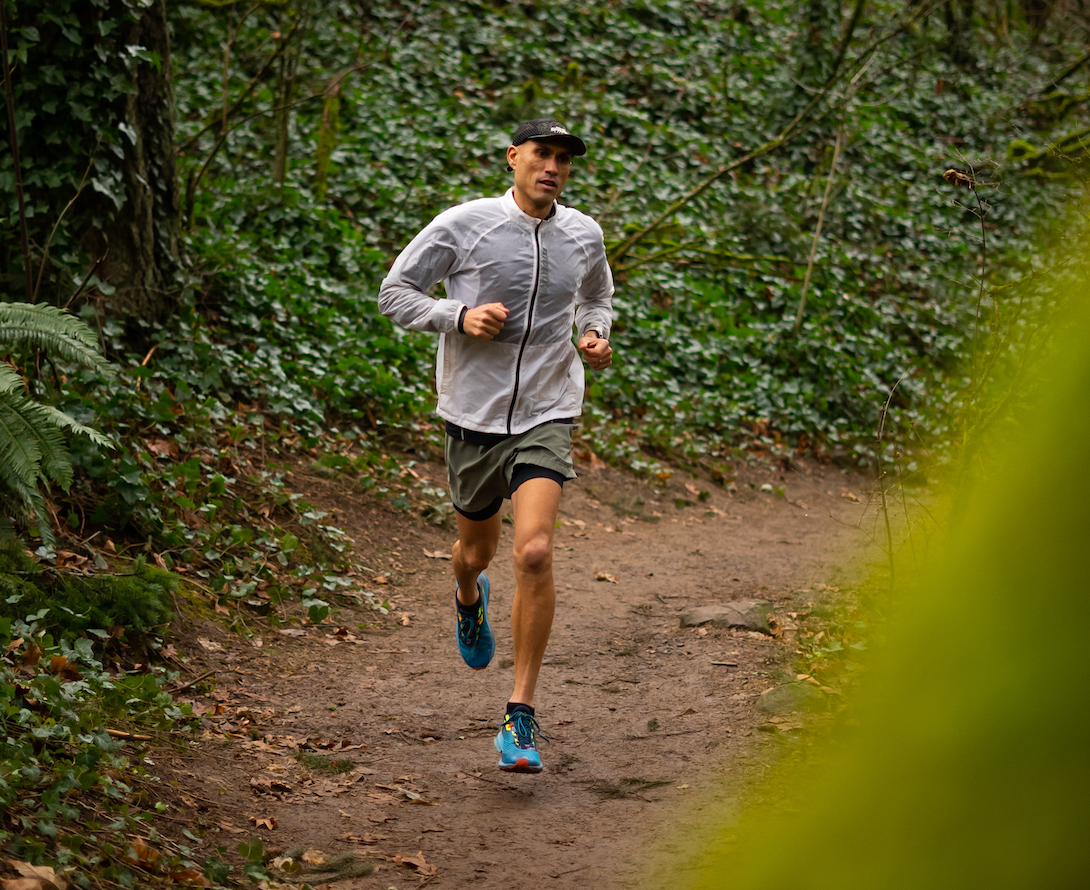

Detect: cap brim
526,134,587,156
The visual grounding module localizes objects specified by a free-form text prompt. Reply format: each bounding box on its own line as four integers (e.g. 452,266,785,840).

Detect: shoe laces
507,711,548,749
457,599,481,645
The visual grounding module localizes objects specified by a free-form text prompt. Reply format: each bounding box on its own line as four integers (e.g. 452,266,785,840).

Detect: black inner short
453,464,567,521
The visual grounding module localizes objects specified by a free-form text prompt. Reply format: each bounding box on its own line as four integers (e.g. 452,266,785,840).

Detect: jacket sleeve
574,221,615,340
377,217,466,334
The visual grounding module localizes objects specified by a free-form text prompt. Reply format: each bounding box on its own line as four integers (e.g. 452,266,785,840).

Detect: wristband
457,305,468,334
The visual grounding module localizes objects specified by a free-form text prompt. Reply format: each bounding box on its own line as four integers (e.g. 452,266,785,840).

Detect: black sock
507,702,534,717
456,582,480,613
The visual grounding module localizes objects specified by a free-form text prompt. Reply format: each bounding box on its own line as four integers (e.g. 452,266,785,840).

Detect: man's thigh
455,508,502,558
510,476,562,550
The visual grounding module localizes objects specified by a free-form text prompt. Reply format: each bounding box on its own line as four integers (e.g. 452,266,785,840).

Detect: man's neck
512,188,555,220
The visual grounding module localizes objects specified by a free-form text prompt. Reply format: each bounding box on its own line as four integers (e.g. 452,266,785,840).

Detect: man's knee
514,533,553,575
457,537,497,573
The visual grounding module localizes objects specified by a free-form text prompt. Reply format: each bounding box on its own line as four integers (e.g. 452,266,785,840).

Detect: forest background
0,0,1087,884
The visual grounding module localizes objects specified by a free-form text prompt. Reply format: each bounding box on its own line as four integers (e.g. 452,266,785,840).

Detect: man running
378,118,614,772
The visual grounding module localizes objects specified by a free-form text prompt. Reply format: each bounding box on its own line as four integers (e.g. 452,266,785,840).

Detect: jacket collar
502,188,558,230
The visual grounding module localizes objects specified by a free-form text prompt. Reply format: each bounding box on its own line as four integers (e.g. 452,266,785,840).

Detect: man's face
506,138,573,217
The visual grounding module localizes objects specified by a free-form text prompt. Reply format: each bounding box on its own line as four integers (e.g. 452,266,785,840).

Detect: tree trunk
90,0,181,322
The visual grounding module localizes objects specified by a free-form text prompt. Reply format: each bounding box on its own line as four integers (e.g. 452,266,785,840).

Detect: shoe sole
494,735,543,773
498,758,543,774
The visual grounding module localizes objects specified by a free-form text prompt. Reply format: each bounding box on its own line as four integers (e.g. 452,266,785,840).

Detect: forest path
162,454,872,889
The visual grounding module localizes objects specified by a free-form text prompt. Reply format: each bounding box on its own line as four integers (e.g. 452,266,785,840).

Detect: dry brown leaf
341,832,387,845
393,851,437,876
595,572,619,583
2,861,67,890
145,438,179,459
49,655,82,681
197,638,224,651
423,549,451,559
300,850,327,867
943,168,973,189
166,867,207,886
124,838,160,870
249,816,278,830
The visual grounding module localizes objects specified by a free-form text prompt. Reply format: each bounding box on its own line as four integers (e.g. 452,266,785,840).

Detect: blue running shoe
455,572,494,670
494,709,545,773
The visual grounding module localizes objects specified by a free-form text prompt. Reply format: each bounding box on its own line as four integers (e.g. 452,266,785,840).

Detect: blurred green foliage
656,271,1090,889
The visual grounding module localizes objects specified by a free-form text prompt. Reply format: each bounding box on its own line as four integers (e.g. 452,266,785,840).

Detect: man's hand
578,330,612,371
462,303,509,340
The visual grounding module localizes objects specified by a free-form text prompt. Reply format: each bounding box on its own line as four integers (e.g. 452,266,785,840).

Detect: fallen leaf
840,491,860,502
124,838,160,870
277,628,306,637
217,822,246,835
595,572,619,583
198,638,224,652
676,708,697,717
166,866,207,886
393,851,437,876
49,655,82,681
2,861,67,890
249,816,278,830
423,549,451,559
372,575,389,585
341,833,388,845
145,438,179,459
300,850,327,867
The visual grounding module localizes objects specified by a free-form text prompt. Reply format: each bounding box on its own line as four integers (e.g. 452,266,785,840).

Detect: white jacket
378,188,615,435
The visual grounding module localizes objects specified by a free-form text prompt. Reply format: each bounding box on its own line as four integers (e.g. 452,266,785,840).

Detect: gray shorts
445,420,577,520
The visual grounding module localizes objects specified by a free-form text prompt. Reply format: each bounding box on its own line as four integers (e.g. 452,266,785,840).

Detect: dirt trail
162,455,870,889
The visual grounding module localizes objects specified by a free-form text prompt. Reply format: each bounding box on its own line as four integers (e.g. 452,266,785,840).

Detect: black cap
511,118,587,156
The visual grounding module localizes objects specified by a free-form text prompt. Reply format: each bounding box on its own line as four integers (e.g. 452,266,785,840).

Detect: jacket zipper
506,219,543,434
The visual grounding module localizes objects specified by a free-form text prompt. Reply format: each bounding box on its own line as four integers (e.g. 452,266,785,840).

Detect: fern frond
0,392,73,490
0,426,53,547
39,404,116,450
0,392,45,484
0,364,24,395
0,302,115,378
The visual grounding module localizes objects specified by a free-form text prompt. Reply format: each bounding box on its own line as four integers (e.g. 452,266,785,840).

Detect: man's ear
506,144,519,169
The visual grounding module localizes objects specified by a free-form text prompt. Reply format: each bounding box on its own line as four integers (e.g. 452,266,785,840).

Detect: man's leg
508,476,562,707
452,510,501,606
